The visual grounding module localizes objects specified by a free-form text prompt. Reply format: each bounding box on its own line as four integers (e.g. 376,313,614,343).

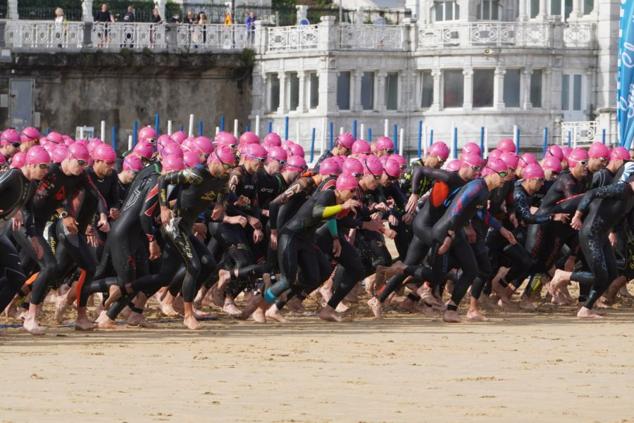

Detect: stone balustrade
1,19,596,53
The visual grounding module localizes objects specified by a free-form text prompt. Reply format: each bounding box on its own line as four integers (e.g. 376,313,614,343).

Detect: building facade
251,0,619,156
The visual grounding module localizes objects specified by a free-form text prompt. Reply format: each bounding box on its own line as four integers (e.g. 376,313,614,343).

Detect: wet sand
2,301,634,423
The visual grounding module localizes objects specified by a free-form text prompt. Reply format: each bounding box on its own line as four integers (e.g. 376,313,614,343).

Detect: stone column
543,68,553,110
351,70,362,112
536,0,548,20
278,72,287,114
518,0,527,21
318,16,336,51
570,0,583,20
431,69,441,111
522,68,533,109
463,68,473,111
298,71,307,113
82,0,93,22
494,67,506,110
377,71,387,112
8,0,18,20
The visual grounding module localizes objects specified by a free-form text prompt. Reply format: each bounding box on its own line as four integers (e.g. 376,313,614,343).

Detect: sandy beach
2,299,634,423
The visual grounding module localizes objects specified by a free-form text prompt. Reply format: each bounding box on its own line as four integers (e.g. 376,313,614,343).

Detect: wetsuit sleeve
158,170,200,207
139,182,160,241
474,209,502,230
312,191,341,220
577,183,627,215
269,178,310,230
326,218,338,237
411,167,451,193
512,186,551,224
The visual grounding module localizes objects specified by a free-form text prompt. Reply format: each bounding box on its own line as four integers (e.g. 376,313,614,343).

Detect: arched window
477,0,500,20
434,1,459,21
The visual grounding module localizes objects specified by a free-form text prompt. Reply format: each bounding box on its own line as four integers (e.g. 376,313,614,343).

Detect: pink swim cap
522,163,545,180
284,155,307,172
546,145,564,161
52,145,69,163
336,173,359,191
445,159,463,172
611,146,630,161
500,152,519,170
170,131,187,144
209,145,237,167
26,146,52,166
68,143,90,162
193,136,214,155
243,143,267,160
588,142,610,160
362,155,384,176
93,144,116,163
239,131,260,145
461,142,481,156
162,155,185,172
336,132,355,150
268,146,288,163
133,142,154,160
462,152,485,168
123,154,143,172
139,126,157,143
21,127,41,143
10,152,26,168
351,140,371,156
262,132,282,147
429,142,450,161
319,157,341,176
383,157,402,178
342,157,364,177
375,136,395,153
497,138,516,153
542,156,562,173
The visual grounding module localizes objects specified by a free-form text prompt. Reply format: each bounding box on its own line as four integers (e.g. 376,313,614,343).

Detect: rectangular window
435,1,459,21
443,69,463,108
584,0,594,14
551,0,561,15
337,72,351,110
530,0,539,18
530,70,542,108
573,74,582,111
269,74,280,112
473,69,494,108
503,69,521,107
288,72,299,111
309,72,319,109
421,70,433,108
385,72,399,111
561,74,570,110
361,72,375,110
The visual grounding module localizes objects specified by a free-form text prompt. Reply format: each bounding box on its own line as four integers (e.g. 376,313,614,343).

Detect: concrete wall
0,51,253,147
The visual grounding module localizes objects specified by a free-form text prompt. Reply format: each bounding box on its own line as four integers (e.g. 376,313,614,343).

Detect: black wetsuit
0,169,36,312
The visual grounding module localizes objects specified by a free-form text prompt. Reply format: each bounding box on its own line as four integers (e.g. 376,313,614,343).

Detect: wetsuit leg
378,236,427,303
470,239,492,300
446,229,478,310
0,234,26,312
265,232,300,302
328,238,365,309
29,234,60,305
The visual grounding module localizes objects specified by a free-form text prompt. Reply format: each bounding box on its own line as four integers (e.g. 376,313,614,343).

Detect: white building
250,0,618,157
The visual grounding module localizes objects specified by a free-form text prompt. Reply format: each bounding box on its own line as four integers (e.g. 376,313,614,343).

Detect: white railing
338,24,406,51
5,20,85,49
175,24,250,51
265,25,319,53
91,22,166,50
3,20,596,53
418,22,554,49
563,23,596,48
561,121,598,146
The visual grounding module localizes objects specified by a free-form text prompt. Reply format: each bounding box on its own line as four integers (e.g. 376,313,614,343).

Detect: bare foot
126,312,156,328
519,298,538,311
466,309,488,321
104,285,122,309
335,302,349,313
23,317,46,335
416,285,443,308
183,314,201,330
159,299,180,317
222,300,242,317
264,304,288,323
442,309,461,323
54,290,73,324
367,297,383,319
251,307,266,323
74,316,95,331
95,311,118,329
318,305,343,322
172,296,185,315
577,306,604,319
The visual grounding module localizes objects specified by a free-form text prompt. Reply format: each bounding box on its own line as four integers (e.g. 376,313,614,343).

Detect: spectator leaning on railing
95,3,115,23
123,5,135,23
183,10,195,24
152,7,162,23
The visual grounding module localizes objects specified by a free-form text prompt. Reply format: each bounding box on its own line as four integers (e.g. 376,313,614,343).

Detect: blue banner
618,0,634,148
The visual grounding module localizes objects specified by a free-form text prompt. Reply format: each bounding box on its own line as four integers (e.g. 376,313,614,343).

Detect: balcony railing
337,24,406,51
417,21,595,50
4,20,250,52
265,25,319,53
3,19,596,53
